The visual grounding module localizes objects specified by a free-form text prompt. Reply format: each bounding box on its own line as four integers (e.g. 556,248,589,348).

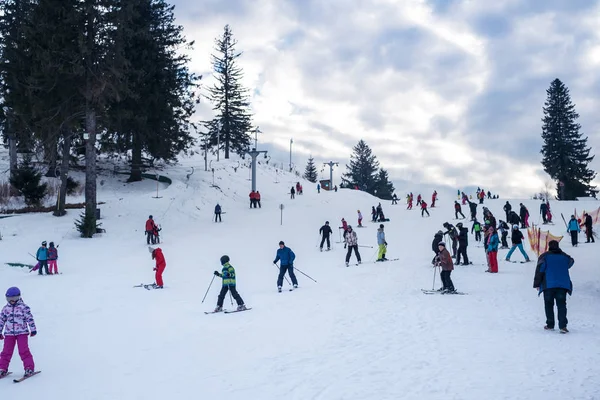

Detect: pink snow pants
0,334,35,371
48,260,58,274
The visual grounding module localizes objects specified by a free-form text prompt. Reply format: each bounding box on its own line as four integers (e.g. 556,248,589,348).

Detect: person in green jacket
213,255,246,312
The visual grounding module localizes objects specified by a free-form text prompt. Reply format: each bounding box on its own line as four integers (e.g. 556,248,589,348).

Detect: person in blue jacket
273,241,298,292
214,204,222,223
533,240,574,333
566,215,580,247
35,241,49,275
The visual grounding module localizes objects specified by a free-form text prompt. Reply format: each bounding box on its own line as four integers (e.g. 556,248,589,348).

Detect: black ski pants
38,260,49,275
345,245,361,263
422,208,429,217
146,231,157,245
543,288,568,329
570,231,578,246
541,212,547,223
456,244,469,265
451,238,458,257
214,212,221,222
320,235,331,249
440,270,454,291
475,231,481,242
455,210,465,219
217,286,244,307
586,227,595,243
501,232,508,248
277,264,298,287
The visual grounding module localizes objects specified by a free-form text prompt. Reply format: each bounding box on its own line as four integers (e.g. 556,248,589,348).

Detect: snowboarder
47,242,59,275
273,241,298,292
442,222,458,258
503,201,512,222
344,226,361,266
454,201,465,219
471,219,482,242
290,187,295,199
420,200,430,217
376,224,388,262
213,256,247,311
357,210,363,227
435,242,456,293
35,241,49,275
431,230,444,265
486,226,499,273
0,287,37,378
540,201,548,224
567,215,580,247
149,247,166,288
145,216,159,245
455,223,470,265
533,240,573,333
319,221,332,251
584,213,595,243
214,203,222,222
498,220,510,249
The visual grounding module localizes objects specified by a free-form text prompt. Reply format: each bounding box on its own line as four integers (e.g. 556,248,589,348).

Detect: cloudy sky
172,0,600,197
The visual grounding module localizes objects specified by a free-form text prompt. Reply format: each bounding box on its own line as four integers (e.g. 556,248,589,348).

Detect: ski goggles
6,296,20,303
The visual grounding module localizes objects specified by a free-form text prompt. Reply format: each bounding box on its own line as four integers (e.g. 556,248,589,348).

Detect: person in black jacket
584,213,595,243
505,224,530,262
508,210,520,227
455,222,470,265
443,222,458,258
214,203,222,222
467,199,477,221
319,221,332,251
503,201,512,222
431,230,444,265
540,202,548,224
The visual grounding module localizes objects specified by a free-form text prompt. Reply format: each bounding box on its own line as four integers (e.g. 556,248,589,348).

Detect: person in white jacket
345,226,361,267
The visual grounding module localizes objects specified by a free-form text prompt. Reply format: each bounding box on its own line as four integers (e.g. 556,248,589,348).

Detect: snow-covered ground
0,153,599,400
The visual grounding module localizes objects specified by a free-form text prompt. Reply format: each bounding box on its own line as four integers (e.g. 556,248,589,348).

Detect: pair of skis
0,371,41,383
204,308,252,315
346,258,400,267
421,289,468,295
133,283,161,290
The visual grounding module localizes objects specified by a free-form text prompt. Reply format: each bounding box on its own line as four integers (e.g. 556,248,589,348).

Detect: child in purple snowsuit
0,287,37,377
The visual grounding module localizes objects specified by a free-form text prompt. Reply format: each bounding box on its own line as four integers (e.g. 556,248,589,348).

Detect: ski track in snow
0,151,599,399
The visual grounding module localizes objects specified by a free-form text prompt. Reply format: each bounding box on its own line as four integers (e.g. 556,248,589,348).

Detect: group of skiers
249,190,262,208
33,241,59,275
405,191,438,210
145,215,161,244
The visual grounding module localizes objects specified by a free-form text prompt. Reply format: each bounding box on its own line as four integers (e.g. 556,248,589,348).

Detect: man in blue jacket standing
533,240,574,333
273,241,298,292
567,215,580,247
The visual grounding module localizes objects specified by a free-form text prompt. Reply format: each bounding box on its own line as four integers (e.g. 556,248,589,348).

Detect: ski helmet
49,241,54,247
279,241,285,246
513,225,519,230
42,241,47,246
380,224,384,228
220,255,230,265
5,287,20,297
149,215,153,219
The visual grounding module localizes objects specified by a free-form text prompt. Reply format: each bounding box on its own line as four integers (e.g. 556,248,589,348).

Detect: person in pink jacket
0,287,37,378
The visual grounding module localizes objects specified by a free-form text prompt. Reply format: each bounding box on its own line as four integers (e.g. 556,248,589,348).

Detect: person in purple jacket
0,287,37,378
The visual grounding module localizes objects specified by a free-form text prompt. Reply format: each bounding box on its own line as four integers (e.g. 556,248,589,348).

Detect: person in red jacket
431,190,437,208
255,191,262,208
249,191,257,208
421,200,430,217
145,215,158,245
150,247,166,289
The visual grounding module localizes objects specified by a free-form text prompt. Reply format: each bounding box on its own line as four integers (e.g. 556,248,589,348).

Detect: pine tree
303,156,318,183
541,79,596,200
373,169,395,200
205,25,253,159
341,140,380,194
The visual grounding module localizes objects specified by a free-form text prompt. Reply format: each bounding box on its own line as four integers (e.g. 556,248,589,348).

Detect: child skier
376,224,388,262
47,242,59,274
0,287,37,378
357,210,363,227
486,226,499,273
149,247,166,288
345,226,361,267
213,256,246,311
471,219,482,242
35,241,49,275
505,225,530,262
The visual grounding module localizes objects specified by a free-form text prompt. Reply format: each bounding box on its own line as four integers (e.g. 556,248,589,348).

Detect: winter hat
49,241,55,247
456,223,463,228
548,240,559,250
279,241,285,246
437,230,443,235
149,215,153,219
220,255,230,265
513,225,519,230
438,242,446,247
325,221,329,224
380,224,384,228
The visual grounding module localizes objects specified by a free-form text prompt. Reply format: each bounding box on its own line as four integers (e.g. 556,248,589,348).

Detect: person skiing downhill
434,242,456,293
376,224,388,262
345,226,361,266
273,241,298,292
213,256,247,312
319,221,332,251
420,200,430,217
149,247,166,288
0,287,37,378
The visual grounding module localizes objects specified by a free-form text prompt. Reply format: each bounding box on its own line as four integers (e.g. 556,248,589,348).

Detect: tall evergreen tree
205,25,252,159
341,140,380,194
541,79,596,200
373,169,395,200
303,155,318,183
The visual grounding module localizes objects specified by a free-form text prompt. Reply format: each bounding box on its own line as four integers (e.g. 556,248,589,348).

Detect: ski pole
273,263,290,285
358,245,373,248
292,266,317,283
229,291,233,306
201,275,216,303
432,263,438,290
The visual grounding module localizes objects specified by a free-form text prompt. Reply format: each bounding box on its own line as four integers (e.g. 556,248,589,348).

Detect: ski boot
560,328,569,334
213,306,223,313
544,325,554,331
237,305,247,311
24,370,35,377
278,286,282,293
0,370,8,377
293,284,298,289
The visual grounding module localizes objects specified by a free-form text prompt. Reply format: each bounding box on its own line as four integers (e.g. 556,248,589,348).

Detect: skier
454,201,465,219
406,194,413,210
376,224,388,262
584,213,595,243
503,201,512,222
442,222,458,258
540,201,548,224
486,226,499,273
431,190,437,208
340,218,349,247
357,210,363,227
319,221,332,251
145,215,158,245
416,194,422,206
35,241,49,275
273,241,298,292
498,220,510,249
391,193,398,205
434,242,455,293
0,287,37,378
213,255,247,311
431,230,444,265
249,191,257,208
344,226,361,266
420,200,430,217
467,199,477,221
519,203,529,228
214,203,222,222
47,242,59,275
290,186,295,199
317,183,320,194
455,222,470,265
376,203,383,221
533,240,573,333
567,215,580,247
371,206,377,222
505,224,530,262
255,191,261,208
546,201,553,223
471,219,482,242
149,247,166,288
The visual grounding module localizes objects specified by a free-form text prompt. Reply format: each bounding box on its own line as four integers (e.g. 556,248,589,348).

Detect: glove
30,331,36,337
384,242,388,246
214,271,221,277
153,268,157,271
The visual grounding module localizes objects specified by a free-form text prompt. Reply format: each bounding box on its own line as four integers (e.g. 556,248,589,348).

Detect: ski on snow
0,372,13,380
421,289,468,295
13,371,41,383
133,283,161,290
205,308,252,314
346,258,400,267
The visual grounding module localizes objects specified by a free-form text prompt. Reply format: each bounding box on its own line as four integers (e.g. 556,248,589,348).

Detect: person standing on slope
145,215,158,245
420,200,430,217
540,201,548,224
149,247,166,288
435,242,456,293
319,221,332,251
431,230,444,265
340,218,349,248
273,241,298,292
533,240,573,333
35,241,49,276
519,203,529,228
391,193,398,205
455,222,470,265
290,186,295,199
47,242,59,275
376,224,388,262
357,210,363,227
498,220,510,249
443,222,459,259
345,226,361,267
214,203,222,222
503,201,512,223
454,201,465,219
0,287,37,378
213,256,247,312
584,213,595,243
467,199,477,221
567,215,580,247
471,219,482,242
431,190,437,208
486,226,499,273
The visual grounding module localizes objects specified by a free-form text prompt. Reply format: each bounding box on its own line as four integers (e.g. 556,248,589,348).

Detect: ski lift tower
246,147,268,192
323,161,339,190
